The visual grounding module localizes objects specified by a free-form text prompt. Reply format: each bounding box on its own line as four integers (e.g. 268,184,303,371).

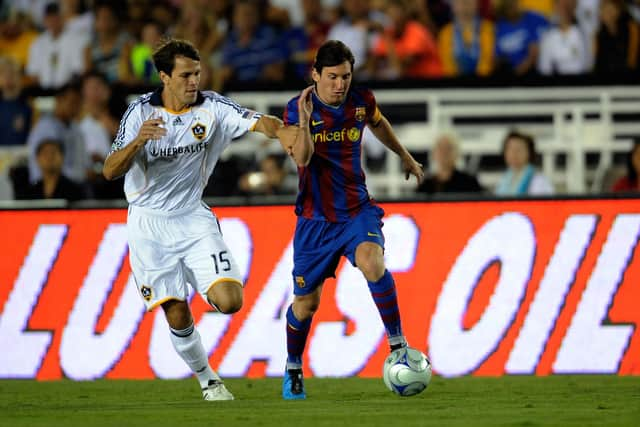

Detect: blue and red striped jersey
283,87,382,222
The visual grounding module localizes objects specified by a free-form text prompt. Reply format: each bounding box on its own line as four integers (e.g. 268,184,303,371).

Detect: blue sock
368,270,405,347
286,304,311,369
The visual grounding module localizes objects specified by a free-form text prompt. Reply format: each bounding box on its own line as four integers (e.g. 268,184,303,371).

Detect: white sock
169,323,220,389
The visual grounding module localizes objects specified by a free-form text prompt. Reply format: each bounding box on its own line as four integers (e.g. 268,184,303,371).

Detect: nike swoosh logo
311,120,324,126
367,232,381,237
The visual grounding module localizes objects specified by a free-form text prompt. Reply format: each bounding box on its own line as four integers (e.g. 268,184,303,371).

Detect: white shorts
127,202,243,311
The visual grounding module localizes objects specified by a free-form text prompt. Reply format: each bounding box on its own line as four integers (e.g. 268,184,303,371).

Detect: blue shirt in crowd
495,11,549,68
222,26,288,82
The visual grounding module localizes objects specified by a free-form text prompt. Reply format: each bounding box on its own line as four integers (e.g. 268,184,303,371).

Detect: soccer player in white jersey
103,39,289,401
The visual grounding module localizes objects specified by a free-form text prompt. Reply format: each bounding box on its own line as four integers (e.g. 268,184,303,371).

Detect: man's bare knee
207,281,243,314
293,293,320,320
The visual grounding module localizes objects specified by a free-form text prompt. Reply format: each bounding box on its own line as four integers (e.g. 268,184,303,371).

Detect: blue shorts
291,204,385,295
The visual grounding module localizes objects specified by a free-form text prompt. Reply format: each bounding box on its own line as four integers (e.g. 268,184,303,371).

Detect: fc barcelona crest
355,107,366,122
191,123,207,140
295,276,306,288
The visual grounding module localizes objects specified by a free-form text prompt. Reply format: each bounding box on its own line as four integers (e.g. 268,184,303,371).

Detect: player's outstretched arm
103,118,166,180
367,114,424,184
254,115,284,139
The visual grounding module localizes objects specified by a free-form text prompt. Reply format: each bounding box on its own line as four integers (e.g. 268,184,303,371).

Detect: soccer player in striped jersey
103,39,288,401
279,40,424,399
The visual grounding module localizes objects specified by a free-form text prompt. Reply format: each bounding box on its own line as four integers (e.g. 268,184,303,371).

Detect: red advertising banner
1,199,639,380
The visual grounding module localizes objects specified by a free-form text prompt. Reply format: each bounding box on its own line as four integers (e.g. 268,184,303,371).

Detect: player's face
161,55,201,109
312,61,352,106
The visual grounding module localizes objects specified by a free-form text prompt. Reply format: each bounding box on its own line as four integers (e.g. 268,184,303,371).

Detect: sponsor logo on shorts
140,286,152,301
295,276,306,288
367,232,381,237
192,123,207,140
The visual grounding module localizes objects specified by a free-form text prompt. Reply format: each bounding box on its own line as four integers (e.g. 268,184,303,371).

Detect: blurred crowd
2,0,640,202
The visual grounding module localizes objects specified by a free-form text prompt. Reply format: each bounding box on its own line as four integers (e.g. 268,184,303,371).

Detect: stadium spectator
78,71,123,198
413,0,452,36
27,82,86,184
327,0,387,77
0,9,39,71
575,0,601,68
25,2,87,89
611,139,640,192
495,130,554,196
494,0,549,76
520,0,555,17
60,0,93,39
10,0,50,28
16,138,86,201
416,132,484,195
538,0,589,75
125,0,152,40
593,0,640,75
83,2,132,84
630,0,640,22
284,0,331,81
125,20,163,85
173,0,221,62
207,0,234,90
238,153,296,195
438,0,495,77
0,57,33,146
369,0,443,80
220,0,287,86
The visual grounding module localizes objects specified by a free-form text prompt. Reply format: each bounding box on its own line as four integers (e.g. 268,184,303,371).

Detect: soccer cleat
282,368,306,400
201,379,234,401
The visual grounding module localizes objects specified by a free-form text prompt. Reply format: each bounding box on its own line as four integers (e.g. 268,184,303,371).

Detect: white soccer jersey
110,90,261,211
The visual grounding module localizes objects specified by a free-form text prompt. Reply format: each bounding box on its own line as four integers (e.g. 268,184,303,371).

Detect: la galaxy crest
355,107,366,122
140,285,152,302
191,123,207,140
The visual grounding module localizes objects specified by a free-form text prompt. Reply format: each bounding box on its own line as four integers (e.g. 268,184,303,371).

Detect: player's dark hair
502,130,538,166
313,40,355,74
152,38,200,76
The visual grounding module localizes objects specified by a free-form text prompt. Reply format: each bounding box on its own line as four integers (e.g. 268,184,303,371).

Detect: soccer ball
383,347,432,397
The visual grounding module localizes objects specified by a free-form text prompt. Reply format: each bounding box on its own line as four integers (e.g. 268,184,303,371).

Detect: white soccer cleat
201,379,234,401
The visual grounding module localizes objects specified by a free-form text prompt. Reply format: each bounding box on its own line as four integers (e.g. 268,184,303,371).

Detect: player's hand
401,154,424,184
297,85,314,127
135,118,167,145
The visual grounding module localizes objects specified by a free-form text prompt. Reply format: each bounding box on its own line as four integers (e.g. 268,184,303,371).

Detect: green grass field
1,376,638,427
